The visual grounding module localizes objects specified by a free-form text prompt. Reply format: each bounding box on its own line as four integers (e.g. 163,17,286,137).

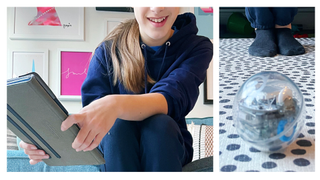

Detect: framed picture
58,50,92,100
194,7,213,104
194,7,213,39
104,19,123,37
204,56,214,104
8,49,49,84
10,7,84,41
96,7,133,12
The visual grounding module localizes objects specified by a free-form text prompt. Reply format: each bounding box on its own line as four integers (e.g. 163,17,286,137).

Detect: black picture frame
204,78,213,104
95,7,133,12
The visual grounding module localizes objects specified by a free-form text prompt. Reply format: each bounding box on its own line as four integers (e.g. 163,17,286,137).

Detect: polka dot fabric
219,38,315,172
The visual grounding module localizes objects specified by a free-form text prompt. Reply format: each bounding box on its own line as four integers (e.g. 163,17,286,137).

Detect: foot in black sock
249,29,277,57
275,28,305,56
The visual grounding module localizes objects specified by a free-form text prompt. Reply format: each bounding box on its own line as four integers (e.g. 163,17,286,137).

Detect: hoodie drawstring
141,43,148,93
141,41,170,94
157,41,170,81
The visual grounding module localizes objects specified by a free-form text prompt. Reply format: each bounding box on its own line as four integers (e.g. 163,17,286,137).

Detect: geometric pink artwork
60,51,92,96
200,7,213,13
28,7,62,26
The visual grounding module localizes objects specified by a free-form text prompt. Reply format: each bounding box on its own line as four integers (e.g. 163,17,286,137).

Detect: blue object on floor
7,150,213,172
7,150,100,172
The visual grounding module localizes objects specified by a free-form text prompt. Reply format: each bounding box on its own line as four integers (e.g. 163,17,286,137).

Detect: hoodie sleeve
81,44,114,107
149,38,213,122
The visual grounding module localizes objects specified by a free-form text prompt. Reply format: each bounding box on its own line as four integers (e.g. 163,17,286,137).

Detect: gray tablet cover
7,72,105,166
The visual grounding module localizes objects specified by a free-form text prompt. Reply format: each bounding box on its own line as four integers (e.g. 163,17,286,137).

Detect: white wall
7,7,213,118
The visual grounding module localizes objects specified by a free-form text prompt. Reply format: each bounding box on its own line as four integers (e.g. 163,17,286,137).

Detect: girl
245,7,305,57
18,7,213,172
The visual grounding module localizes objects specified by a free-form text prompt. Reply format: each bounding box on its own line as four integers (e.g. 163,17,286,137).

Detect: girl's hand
61,96,119,152
19,141,50,165
61,93,167,152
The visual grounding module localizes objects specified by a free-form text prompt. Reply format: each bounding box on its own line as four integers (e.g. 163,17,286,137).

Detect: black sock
248,29,277,57
275,28,305,56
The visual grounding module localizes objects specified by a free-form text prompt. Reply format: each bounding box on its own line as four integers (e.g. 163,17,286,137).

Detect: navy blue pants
245,7,298,29
98,114,190,171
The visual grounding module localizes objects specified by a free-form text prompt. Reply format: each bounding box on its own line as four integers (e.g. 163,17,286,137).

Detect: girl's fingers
61,114,82,132
83,133,104,152
72,126,91,150
28,154,50,160
29,159,43,165
76,130,97,152
19,141,37,150
24,149,47,156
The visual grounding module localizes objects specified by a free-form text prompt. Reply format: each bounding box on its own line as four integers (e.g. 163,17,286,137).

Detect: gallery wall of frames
7,7,213,118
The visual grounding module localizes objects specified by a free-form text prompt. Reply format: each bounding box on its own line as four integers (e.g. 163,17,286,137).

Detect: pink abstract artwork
28,7,62,26
60,51,92,96
200,7,213,13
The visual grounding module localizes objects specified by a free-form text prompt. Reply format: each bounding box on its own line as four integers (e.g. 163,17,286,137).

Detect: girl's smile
147,16,168,27
134,7,180,46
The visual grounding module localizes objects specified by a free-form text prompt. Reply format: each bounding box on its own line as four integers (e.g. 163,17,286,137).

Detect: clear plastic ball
233,71,305,152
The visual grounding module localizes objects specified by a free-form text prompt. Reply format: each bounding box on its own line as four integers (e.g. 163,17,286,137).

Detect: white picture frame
103,18,123,37
182,7,195,14
9,7,84,41
8,49,49,84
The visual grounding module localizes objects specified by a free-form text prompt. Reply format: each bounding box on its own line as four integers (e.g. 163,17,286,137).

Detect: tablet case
7,72,105,166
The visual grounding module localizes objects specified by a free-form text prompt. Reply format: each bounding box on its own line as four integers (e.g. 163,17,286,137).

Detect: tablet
7,72,105,166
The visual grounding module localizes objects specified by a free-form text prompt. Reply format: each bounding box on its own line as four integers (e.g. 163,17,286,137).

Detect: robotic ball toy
233,71,305,152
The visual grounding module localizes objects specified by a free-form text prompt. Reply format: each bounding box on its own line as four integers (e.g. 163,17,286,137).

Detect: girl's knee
142,114,179,133
140,114,183,143
139,114,186,171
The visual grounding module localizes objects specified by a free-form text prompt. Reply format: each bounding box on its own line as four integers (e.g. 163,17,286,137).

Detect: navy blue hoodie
81,13,213,163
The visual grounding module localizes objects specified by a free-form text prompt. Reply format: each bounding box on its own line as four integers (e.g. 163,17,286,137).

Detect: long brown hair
100,18,155,93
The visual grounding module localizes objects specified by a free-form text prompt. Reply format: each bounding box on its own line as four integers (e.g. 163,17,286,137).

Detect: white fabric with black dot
219,38,315,172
